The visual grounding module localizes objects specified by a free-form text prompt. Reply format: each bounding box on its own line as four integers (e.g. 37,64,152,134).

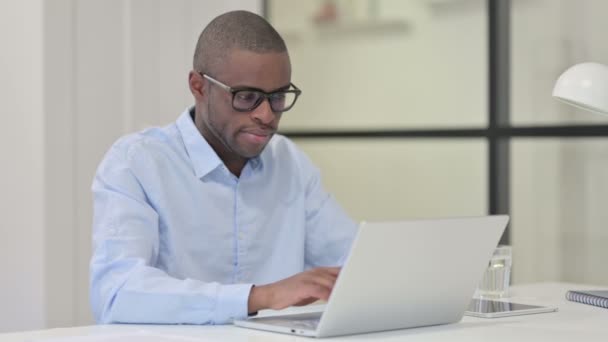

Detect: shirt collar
249,154,262,170
176,107,264,179
176,108,223,179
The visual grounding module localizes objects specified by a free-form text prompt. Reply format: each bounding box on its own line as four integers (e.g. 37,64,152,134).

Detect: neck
219,153,247,177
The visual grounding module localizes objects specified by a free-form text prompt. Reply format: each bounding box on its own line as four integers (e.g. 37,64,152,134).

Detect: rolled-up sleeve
90,142,252,325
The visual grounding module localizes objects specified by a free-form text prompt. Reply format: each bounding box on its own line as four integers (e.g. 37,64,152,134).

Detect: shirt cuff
214,283,254,324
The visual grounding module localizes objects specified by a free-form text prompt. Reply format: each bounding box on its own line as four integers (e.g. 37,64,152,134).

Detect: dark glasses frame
200,72,302,112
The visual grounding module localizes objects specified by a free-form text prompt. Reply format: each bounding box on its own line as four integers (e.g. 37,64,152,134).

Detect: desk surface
2,282,607,341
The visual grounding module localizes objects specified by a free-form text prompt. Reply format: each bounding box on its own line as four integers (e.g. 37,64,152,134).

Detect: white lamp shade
552,62,608,115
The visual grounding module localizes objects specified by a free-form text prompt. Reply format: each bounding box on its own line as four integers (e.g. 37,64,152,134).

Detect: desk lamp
552,62,608,310
552,62,608,115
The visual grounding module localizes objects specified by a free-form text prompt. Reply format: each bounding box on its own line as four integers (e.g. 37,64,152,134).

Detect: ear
188,71,206,101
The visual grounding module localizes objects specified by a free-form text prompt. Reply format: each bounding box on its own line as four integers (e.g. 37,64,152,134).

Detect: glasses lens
233,90,263,111
232,90,298,112
269,92,297,112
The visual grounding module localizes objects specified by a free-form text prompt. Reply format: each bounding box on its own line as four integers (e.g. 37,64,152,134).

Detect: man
90,10,357,325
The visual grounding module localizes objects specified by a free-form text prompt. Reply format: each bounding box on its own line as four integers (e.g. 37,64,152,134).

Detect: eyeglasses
200,73,302,113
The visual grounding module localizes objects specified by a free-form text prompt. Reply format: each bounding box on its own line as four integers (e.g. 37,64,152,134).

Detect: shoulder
98,123,183,173
265,134,298,154
264,134,304,161
262,134,319,174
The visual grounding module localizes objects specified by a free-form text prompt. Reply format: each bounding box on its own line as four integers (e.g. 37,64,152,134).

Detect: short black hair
193,10,287,74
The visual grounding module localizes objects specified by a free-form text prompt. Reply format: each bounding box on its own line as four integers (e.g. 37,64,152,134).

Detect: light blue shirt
90,108,357,325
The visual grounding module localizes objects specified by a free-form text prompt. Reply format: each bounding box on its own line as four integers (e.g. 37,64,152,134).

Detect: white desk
2,282,606,342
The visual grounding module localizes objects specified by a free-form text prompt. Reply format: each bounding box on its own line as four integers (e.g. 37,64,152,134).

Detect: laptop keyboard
286,318,320,330
251,312,322,331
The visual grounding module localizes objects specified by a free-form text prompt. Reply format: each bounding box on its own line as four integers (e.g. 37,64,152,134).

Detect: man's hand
248,267,341,314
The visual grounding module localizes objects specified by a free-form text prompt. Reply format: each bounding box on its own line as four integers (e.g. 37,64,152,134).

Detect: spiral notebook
565,290,608,309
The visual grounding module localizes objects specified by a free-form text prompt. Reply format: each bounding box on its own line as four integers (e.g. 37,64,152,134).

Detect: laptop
234,215,509,338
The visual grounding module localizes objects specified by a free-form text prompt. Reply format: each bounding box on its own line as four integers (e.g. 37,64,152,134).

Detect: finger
316,267,341,276
307,268,340,284
303,283,332,301
294,297,319,306
305,272,338,291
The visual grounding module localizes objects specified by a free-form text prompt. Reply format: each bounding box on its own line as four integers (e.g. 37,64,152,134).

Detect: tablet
465,298,558,318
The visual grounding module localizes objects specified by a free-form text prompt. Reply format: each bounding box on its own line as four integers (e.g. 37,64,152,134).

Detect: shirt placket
224,168,240,284
232,163,256,283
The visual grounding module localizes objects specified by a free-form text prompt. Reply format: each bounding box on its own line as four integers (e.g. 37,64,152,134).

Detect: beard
203,99,270,160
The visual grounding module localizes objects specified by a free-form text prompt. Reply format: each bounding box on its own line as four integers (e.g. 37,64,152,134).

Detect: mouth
241,130,274,145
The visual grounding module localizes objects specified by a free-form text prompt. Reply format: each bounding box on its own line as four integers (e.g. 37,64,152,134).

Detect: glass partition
270,0,488,130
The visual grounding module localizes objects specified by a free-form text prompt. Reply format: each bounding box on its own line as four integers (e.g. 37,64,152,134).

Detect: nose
250,98,276,125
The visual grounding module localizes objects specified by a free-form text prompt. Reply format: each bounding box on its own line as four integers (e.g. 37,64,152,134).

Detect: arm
245,156,358,310
302,158,359,268
90,145,252,325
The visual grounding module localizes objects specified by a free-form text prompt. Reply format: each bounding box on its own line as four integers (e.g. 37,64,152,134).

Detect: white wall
0,0,261,332
44,0,77,328
0,0,46,333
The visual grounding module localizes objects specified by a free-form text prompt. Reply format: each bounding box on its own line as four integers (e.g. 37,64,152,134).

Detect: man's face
197,49,291,161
